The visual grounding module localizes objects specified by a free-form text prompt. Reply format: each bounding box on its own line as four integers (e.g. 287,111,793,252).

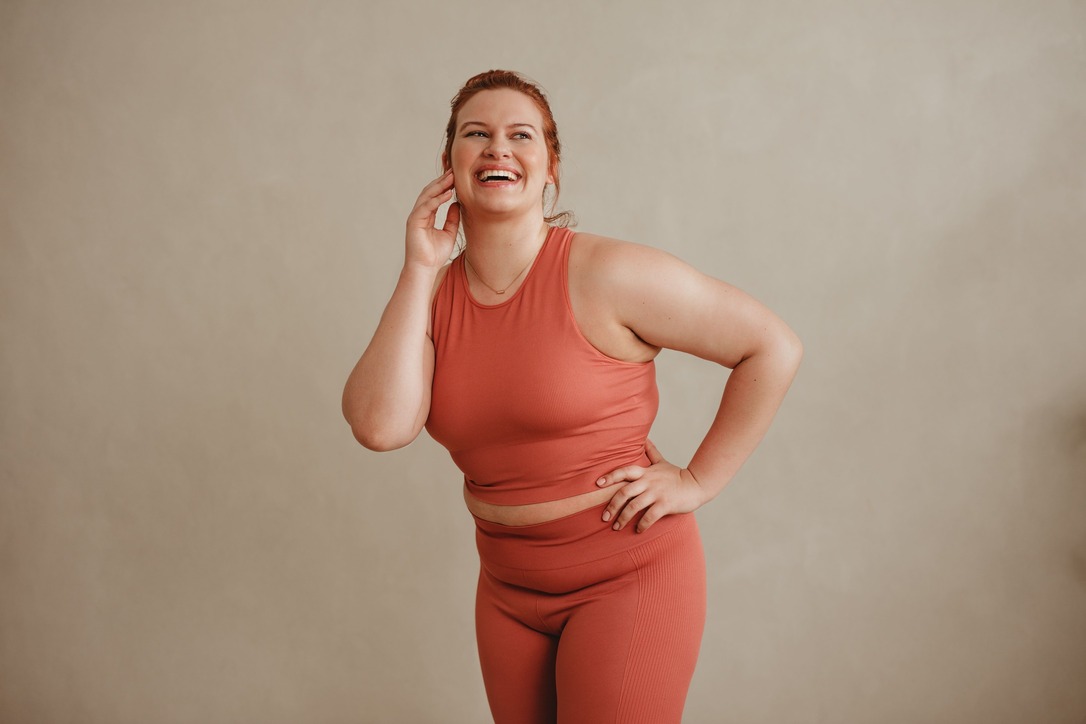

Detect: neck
460,212,550,280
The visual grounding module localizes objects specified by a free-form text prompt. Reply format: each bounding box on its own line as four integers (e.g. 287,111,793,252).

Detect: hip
472,500,701,594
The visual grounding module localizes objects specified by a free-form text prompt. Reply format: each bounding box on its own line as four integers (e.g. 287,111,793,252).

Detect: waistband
472,501,693,572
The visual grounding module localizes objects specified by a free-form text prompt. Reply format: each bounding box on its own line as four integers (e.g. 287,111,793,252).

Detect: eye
513,132,532,140
465,130,488,138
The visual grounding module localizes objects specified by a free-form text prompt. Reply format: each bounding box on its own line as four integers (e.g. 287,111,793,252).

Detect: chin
465,196,534,218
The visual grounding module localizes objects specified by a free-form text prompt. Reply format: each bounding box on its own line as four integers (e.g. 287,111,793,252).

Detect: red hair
443,70,574,227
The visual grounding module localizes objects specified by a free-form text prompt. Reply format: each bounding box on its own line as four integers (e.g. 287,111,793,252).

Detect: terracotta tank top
425,226,658,506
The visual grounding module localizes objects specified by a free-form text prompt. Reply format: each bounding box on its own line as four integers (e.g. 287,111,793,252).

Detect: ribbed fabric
425,225,659,506
617,523,707,723
474,505,706,724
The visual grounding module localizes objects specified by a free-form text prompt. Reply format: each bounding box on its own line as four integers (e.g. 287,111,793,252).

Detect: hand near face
405,170,460,270
597,440,709,533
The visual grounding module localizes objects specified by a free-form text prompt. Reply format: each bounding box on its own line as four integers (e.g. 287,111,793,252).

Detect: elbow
343,401,418,451
341,391,410,451
776,328,804,387
752,324,803,379
349,421,412,452
783,327,803,371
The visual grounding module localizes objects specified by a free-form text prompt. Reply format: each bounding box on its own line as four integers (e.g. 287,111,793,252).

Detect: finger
425,175,455,203
635,504,666,534
410,184,451,213
613,493,652,531
442,202,460,234
415,171,455,202
596,465,644,487
644,439,664,465
435,170,456,196
427,168,453,187
409,186,454,224
601,481,644,522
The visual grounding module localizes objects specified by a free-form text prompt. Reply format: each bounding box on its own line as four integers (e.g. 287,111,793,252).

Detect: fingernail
602,511,611,522
612,522,620,531
596,477,606,486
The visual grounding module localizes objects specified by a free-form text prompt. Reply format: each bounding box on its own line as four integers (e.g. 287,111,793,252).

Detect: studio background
2,1,1084,722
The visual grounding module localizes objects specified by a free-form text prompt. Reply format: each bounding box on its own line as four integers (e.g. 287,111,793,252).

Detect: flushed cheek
449,148,475,182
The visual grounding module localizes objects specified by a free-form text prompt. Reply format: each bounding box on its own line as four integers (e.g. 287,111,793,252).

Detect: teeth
476,169,519,182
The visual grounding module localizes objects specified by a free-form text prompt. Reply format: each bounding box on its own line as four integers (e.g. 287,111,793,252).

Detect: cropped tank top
425,226,659,506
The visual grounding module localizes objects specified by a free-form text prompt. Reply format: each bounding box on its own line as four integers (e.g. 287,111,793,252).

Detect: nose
484,136,511,158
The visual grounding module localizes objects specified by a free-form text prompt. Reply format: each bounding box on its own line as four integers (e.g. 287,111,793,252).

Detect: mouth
474,168,521,185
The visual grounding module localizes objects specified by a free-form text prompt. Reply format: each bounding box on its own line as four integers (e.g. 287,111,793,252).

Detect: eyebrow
458,121,539,133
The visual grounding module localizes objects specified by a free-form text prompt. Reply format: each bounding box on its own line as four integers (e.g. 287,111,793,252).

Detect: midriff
463,481,628,526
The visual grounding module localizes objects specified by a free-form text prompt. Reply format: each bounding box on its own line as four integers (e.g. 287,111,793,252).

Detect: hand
405,170,460,270
597,440,708,533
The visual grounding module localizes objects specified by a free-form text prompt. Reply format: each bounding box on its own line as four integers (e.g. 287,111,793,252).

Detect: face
446,89,555,220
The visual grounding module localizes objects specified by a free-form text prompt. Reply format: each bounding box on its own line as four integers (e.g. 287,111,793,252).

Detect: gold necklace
463,253,535,295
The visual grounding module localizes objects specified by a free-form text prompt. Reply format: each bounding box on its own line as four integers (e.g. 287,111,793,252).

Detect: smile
475,168,521,183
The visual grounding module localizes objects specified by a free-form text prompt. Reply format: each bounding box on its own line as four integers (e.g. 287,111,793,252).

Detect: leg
475,566,559,724
555,517,707,724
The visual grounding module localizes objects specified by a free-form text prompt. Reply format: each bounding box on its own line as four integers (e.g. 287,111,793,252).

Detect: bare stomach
463,481,627,526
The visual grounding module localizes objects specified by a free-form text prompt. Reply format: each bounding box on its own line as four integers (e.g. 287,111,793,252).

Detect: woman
343,70,802,724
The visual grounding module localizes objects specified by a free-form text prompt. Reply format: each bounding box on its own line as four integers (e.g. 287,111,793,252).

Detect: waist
464,482,625,526
472,500,697,582
460,448,653,507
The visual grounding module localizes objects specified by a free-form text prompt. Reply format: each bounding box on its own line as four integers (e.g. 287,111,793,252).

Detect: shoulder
568,231,729,354
569,231,684,282
569,230,657,259
569,231,710,305
565,232,676,362
570,231,764,364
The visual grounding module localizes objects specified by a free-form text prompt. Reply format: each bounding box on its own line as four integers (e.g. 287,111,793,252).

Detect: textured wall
2,1,1084,722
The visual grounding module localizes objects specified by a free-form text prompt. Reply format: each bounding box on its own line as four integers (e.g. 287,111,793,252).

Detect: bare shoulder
567,232,707,362
569,231,714,312
571,230,797,367
569,231,678,276
566,232,670,362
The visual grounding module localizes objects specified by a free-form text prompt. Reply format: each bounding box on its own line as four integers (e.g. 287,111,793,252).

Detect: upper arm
344,263,449,451
426,263,451,339
587,238,801,368
412,264,449,435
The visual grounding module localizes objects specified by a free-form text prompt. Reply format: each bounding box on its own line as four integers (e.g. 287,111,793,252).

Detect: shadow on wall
1058,406,1086,588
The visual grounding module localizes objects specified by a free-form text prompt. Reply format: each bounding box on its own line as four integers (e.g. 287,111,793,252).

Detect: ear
547,159,557,185
441,152,450,172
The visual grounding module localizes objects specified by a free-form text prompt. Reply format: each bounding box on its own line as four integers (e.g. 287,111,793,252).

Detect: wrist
681,467,713,506
399,260,441,285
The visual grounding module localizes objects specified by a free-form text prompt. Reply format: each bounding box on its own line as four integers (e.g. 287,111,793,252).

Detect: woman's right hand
405,169,460,270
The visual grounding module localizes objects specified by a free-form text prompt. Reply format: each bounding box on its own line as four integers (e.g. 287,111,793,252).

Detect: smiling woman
445,89,555,227
342,69,803,724
442,71,573,228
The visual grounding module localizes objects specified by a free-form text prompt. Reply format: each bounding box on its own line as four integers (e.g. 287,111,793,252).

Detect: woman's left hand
597,440,709,533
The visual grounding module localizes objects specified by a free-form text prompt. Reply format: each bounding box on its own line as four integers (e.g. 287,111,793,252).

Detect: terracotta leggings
473,502,706,724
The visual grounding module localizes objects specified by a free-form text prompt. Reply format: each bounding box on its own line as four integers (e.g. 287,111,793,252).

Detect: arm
341,171,460,451
590,239,803,531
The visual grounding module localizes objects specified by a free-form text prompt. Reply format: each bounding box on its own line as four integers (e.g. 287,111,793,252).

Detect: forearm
342,263,439,450
686,334,803,502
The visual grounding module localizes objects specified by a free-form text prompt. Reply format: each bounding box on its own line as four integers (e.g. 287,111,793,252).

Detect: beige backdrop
2,1,1084,722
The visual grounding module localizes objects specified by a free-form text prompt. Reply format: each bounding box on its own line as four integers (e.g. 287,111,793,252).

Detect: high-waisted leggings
472,502,706,724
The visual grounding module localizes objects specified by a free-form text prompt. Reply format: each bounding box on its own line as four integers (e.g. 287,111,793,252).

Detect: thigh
555,517,707,724
475,567,559,724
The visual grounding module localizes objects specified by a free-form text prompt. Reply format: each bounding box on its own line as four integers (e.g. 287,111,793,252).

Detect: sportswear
426,226,658,506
